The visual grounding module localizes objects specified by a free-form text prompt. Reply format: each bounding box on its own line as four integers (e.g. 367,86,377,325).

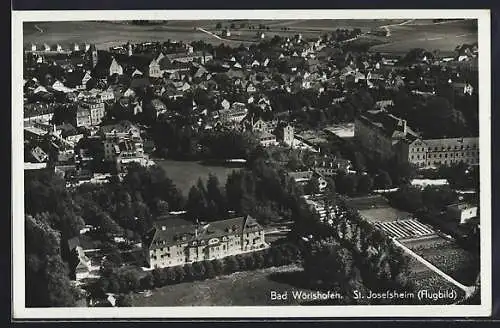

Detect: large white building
355,112,479,167
143,216,267,269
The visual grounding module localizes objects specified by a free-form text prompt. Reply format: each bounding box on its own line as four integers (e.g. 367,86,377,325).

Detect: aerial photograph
21,18,481,309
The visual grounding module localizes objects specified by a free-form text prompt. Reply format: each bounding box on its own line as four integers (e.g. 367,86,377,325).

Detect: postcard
12,9,492,319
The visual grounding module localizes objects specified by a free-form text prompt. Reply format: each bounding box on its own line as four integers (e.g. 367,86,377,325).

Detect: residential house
109,57,124,76
76,99,106,127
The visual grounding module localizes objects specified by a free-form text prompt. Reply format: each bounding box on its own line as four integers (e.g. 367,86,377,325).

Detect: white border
12,9,492,319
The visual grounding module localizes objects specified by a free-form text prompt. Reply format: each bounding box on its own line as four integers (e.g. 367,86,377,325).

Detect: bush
211,259,224,275
224,255,240,274
140,272,154,290
203,260,216,279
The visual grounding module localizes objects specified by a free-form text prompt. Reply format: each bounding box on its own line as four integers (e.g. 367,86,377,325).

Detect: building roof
99,120,139,135
145,215,262,249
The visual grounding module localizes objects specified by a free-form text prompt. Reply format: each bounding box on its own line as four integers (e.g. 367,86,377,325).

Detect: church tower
127,43,133,57
283,124,294,147
89,44,98,68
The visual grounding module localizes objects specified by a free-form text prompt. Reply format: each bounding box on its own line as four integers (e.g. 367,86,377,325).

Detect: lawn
358,207,412,223
131,264,318,306
154,159,242,196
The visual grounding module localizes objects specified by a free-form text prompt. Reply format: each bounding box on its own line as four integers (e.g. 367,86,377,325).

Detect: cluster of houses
23,31,480,300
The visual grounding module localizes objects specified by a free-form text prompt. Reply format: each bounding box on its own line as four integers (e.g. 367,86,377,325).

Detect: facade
144,216,267,269
256,131,278,147
283,124,294,146
446,203,478,224
109,57,124,76
355,112,479,167
422,137,479,167
77,100,106,127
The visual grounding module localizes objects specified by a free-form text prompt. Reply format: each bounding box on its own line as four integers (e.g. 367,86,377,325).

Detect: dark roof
129,77,151,89
146,215,262,250
68,235,102,251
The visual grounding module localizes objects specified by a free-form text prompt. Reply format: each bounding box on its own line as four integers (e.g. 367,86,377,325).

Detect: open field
369,19,477,55
358,207,412,223
412,243,479,285
24,19,476,54
154,159,241,196
131,264,316,306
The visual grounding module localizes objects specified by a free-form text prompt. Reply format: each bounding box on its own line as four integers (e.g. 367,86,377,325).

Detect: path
34,24,44,33
196,27,223,40
379,19,415,37
392,238,477,298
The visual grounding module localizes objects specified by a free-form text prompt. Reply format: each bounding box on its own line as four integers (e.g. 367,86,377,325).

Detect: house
355,112,420,162
109,57,124,76
452,82,474,96
446,203,478,225
99,120,141,139
149,53,164,78
143,215,267,269
76,99,106,127
255,131,278,147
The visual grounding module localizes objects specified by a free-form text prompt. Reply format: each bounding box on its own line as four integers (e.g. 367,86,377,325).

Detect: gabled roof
145,215,261,249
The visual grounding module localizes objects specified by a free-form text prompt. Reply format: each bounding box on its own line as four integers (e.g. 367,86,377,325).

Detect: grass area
358,207,412,223
369,19,477,55
154,159,242,196
131,264,317,306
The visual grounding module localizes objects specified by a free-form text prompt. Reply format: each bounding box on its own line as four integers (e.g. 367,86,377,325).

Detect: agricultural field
131,264,314,306
369,19,477,56
153,159,241,196
24,19,476,55
412,243,479,285
408,267,466,305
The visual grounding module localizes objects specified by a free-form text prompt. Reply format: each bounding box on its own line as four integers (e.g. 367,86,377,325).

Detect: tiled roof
146,215,262,250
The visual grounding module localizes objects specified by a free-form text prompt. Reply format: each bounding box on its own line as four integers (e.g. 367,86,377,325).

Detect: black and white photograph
11,9,492,319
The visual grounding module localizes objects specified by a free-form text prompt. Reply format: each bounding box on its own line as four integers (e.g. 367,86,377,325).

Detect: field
131,264,316,306
412,243,479,285
24,19,476,55
358,207,412,223
369,19,477,56
154,159,241,196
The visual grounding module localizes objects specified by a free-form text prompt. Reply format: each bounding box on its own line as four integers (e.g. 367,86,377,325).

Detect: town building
446,203,478,225
143,215,267,269
355,112,478,167
76,99,106,127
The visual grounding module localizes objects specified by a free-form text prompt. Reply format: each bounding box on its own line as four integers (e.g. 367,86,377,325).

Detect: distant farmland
23,19,477,55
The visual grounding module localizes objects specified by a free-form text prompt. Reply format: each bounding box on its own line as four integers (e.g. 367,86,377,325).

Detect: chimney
402,119,407,135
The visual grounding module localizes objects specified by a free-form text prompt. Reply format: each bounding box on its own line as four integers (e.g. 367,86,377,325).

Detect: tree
116,293,133,307
224,256,239,274
374,170,392,190
152,268,167,287
186,185,207,221
25,214,76,307
216,22,222,30
357,174,374,195
211,259,224,276
203,261,216,279
336,174,358,195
